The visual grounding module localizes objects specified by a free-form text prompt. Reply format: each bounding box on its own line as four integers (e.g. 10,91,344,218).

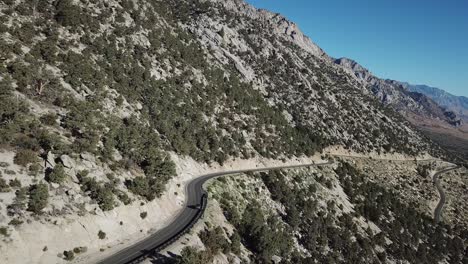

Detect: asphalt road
99,161,332,264
433,165,459,223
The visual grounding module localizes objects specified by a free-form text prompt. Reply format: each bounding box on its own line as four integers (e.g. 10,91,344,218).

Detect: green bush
27,183,49,214
40,113,57,126
55,0,82,27
80,176,116,211
230,232,242,255
199,227,230,254
45,164,67,184
176,246,212,264
13,149,39,167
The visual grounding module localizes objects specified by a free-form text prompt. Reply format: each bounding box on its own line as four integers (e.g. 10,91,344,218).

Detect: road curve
433,165,459,223
98,161,332,264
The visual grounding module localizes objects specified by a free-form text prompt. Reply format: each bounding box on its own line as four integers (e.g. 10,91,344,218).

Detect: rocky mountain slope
403,83,468,121
334,58,462,127
335,57,468,160
0,0,465,263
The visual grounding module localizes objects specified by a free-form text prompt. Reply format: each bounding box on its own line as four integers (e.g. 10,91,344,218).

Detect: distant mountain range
335,57,468,160
401,83,468,121
334,58,462,127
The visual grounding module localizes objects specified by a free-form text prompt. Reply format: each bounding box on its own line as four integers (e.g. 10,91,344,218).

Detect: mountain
402,83,468,121
335,57,468,160
334,58,462,127
0,0,466,263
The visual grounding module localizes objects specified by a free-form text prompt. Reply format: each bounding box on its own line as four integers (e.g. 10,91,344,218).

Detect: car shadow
187,204,200,210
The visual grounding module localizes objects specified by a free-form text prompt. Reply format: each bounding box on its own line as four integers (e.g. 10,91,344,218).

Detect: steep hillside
0,0,462,263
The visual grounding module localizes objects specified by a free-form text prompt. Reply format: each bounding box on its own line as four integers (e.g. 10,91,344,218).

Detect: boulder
80,153,95,163
60,155,75,168
46,151,56,169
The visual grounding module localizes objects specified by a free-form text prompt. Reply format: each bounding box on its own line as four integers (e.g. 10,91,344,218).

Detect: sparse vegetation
212,163,468,263
13,149,38,167
0,1,464,263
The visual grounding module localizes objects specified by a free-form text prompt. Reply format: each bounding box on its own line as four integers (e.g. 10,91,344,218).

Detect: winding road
433,165,459,223
99,161,332,264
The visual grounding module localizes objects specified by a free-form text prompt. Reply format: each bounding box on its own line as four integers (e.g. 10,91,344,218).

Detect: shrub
115,190,131,205
45,164,67,184
9,178,21,188
80,176,116,211
27,183,49,214
40,113,57,126
417,164,431,178
140,211,147,219
73,246,87,254
96,187,115,211
177,246,212,264
0,178,10,192
8,218,23,226
55,0,82,27
4,170,16,175
125,177,150,199
8,187,28,214
199,226,230,254
13,149,38,167
98,230,106,239
230,232,242,255
0,226,8,237
29,163,42,176
63,250,74,261
116,95,124,106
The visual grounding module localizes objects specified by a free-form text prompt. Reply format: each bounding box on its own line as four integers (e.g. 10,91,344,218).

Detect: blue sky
245,0,468,97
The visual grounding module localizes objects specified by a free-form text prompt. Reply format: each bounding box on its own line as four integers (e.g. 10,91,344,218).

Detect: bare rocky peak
207,0,328,59
334,57,373,82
